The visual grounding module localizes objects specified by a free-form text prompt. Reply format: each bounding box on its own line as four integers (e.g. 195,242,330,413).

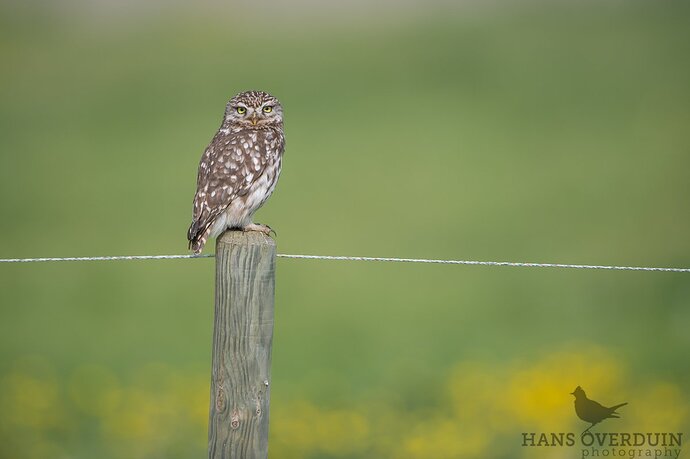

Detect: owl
187,90,285,254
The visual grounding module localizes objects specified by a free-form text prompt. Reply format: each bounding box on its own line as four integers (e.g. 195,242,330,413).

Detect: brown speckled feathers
187,90,285,253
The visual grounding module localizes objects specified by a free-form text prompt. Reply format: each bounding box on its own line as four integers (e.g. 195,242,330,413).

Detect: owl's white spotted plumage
187,90,285,254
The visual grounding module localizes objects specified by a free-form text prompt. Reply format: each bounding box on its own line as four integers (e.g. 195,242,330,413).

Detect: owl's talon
261,224,277,237
243,223,274,236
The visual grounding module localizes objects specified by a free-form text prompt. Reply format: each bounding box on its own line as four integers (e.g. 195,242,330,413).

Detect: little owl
187,90,285,254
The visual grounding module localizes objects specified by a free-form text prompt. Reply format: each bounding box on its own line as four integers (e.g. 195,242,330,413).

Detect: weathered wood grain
208,230,276,459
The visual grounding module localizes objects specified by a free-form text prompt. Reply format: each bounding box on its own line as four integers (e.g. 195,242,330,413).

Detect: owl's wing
187,133,277,252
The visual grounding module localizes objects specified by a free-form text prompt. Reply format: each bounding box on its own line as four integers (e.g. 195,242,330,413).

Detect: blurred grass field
0,1,689,458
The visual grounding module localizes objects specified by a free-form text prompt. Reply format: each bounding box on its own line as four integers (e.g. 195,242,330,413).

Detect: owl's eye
262,106,273,113
236,107,247,114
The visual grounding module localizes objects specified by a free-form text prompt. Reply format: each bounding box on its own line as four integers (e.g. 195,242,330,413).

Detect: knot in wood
230,409,240,430
215,387,226,412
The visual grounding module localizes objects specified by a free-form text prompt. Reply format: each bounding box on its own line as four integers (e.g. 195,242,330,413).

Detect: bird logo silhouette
571,386,628,435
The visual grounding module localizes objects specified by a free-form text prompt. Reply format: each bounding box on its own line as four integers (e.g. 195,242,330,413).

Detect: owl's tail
188,237,207,255
187,221,210,255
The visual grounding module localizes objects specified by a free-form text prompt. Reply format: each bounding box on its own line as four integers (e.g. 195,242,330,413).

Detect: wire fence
0,253,688,272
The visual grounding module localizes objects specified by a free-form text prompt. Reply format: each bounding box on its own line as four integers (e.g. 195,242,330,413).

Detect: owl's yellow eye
262,106,273,113
236,107,246,114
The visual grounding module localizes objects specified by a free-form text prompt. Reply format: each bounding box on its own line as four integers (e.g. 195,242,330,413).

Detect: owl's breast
222,156,282,229
244,157,282,211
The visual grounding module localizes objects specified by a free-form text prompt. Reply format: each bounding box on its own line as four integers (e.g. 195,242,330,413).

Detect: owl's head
224,90,283,129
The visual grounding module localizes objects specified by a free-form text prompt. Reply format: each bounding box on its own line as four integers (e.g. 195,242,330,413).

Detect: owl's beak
250,115,259,126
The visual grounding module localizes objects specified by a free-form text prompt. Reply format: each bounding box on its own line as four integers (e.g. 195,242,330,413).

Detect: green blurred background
1,0,689,458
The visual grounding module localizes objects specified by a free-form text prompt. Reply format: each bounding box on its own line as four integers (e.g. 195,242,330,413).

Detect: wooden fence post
208,230,276,459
